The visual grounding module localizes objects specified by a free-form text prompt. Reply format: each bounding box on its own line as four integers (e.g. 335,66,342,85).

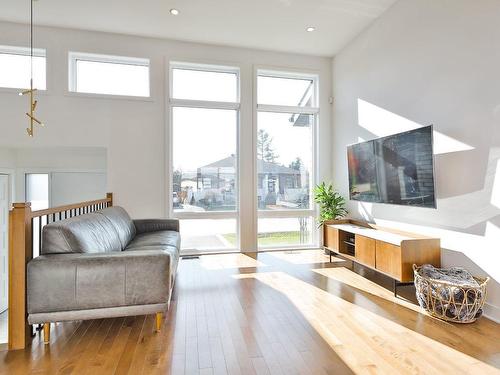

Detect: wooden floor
1,250,499,375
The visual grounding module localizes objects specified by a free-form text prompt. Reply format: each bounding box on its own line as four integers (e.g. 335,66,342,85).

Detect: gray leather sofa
27,206,180,341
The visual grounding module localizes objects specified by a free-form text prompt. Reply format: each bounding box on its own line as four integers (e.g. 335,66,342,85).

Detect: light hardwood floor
1,250,499,374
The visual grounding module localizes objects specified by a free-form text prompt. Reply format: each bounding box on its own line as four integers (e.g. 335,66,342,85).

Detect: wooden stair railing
8,193,113,350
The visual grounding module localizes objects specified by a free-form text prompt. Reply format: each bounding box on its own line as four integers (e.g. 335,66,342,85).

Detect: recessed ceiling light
170,8,180,16
306,26,316,32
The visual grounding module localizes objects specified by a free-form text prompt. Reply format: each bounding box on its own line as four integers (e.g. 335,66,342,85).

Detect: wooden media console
323,219,441,296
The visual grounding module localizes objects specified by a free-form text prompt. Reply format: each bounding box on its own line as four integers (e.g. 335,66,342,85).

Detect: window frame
255,68,320,249
168,61,241,253
0,45,47,92
68,51,151,98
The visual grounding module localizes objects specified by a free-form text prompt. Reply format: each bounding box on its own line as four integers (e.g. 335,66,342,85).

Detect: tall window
170,63,240,253
0,45,46,90
256,70,318,249
68,52,150,97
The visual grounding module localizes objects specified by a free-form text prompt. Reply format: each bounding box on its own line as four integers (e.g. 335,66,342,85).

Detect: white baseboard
483,302,500,323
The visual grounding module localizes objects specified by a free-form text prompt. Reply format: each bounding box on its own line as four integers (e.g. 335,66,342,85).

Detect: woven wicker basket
413,265,489,323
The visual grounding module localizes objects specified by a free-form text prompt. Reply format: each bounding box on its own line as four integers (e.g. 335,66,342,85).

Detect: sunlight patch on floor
313,267,420,313
269,249,344,265
234,271,498,374
198,253,267,270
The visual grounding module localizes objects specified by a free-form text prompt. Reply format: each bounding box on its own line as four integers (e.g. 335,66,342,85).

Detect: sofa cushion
97,207,136,248
124,233,180,292
124,230,180,251
42,212,122,254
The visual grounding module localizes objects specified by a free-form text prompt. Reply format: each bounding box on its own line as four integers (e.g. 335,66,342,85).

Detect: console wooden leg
155,312,162,332
43,323,50,344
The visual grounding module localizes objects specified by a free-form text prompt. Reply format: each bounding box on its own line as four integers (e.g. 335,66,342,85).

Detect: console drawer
375,241,402,280
324,226,339,252
355,234,375,267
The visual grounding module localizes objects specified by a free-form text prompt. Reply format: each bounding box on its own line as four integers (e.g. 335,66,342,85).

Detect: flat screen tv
347,125,436,208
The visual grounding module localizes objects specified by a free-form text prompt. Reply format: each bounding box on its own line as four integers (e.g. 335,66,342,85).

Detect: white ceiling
0,0,397,57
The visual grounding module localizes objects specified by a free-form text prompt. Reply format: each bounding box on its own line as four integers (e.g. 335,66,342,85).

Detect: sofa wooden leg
155,312,162,332
43,323,50,344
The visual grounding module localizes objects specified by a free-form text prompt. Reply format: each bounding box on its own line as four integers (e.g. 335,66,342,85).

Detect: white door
0,175,8,313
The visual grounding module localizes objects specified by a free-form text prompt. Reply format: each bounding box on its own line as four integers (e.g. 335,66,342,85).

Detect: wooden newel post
106,192,113,207
8,203,32,350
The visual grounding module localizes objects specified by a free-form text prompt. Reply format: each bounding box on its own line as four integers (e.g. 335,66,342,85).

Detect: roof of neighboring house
199,155,300,175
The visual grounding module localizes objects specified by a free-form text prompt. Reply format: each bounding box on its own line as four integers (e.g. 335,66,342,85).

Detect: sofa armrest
28,250,172,315
133,218,180,233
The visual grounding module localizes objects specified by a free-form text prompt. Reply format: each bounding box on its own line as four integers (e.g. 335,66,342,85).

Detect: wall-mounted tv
347,125,436,208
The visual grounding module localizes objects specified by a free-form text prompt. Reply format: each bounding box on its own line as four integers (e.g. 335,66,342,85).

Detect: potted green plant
313,182,348,227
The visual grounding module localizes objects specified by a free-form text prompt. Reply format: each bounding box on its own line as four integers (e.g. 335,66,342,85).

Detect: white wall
0,146,107,202
332,0,500,321
50,172,106,206
0,21,332,251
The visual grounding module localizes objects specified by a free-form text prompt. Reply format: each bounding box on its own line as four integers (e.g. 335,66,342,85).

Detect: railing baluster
38,216,42,257
31,217,35,258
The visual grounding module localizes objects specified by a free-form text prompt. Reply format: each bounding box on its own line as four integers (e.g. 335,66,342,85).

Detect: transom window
0,45,46,90
68,52,150,97
257,74,315,107
171,66,238,102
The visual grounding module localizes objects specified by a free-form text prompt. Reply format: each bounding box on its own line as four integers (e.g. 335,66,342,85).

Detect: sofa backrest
98,207,136,248
41,206,135,254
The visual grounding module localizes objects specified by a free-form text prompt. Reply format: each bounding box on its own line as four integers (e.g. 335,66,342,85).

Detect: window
172,107,237,213
257,112,313,211
257,75,314,107
0,45,46,90
25,173,49,211
258,217,313,247
69,52,150,97
256,70,318,249
180,219,237,252
172,67,238,102
170,63,240,253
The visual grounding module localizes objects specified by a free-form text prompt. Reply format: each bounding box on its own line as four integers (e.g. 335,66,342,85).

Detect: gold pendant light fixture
19,0,44,137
